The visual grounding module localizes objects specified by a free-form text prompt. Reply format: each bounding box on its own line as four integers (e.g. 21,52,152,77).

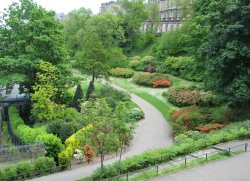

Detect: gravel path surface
31,81,173,181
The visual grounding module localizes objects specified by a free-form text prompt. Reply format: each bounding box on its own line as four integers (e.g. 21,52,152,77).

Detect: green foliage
110,68,134,78
85,80,95,101
9,106,63,160
63,8,92,57
34,157,56,175
133,73,171,87
165,56,203,81
89,120,250,179
3,166,17,181
170,106,228,135
127,108,144,121
166,87,221,107
72,84,84,111
16,162,34,180
196,0,250,108
0,0,70,92
31,60,65,122
76,13,125,81
129,60,140,69
115,0,148,53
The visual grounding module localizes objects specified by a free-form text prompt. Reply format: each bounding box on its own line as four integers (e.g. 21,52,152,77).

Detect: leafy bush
141,56,155,62
166,87,221,107
127,108,144,121
16,162,34,179
131,56,141,61
34,157,56,175
129,60,140,69
170,106,228,135
3,166,17,181
133,73,171,88
88,120,250,180
110,68,134,78
165,56,203,81
9,107,63,160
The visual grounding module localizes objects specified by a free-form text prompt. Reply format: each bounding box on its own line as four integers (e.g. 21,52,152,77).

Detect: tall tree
76,13,125,95
197,0,250,109
0,0,71,95
115,0,148,53
71,84,84,111
63,8,92,57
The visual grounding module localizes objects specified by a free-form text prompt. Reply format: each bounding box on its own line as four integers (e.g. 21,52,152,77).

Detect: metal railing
103,142,249,181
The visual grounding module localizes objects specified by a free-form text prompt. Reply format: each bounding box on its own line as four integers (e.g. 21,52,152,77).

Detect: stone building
142,0,191,33
99,1,117,14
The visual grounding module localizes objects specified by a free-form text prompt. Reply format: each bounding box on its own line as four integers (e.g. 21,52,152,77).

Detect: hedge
87,120,250,180
0,157,56,181
9,107,63,160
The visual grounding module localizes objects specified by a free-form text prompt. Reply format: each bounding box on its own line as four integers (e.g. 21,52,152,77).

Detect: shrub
141,56,155,62
165,56,203,81
170,106,228,135
166,87,221,107
127,108,144,121
110,68,134,78
34,157,56,175
3,167,17,181
129,60,140,69
9,107,64,161
196,123,224,133
131,56,141,61
71,84,84,112
16,162,34,179
133,73,171,88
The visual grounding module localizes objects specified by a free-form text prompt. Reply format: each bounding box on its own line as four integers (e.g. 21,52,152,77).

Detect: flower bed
133,73,171,88
196,123,224,133
110,68,134,78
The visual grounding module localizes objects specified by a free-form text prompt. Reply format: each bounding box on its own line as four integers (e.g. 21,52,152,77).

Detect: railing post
245,143,248,152
126,173,129,181
228,148,231,153
185,158,187,167
206,153,208,161
156,165,159,176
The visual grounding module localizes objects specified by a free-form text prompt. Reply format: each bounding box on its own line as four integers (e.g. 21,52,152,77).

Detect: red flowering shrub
196,124,224,133
83,145,96,164
170,106,227,135
152,79,171,88
133,73,171,88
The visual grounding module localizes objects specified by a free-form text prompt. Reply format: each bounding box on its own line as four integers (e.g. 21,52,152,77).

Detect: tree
71,84,84,111
0,0,71,94
76,13,125,96
31,60,64,122
84,99,120,169
115,0,148,53
63,8,92,57
147,1,160,32
196,0,250,109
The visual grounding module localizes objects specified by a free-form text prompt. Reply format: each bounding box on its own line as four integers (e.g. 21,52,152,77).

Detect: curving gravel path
31,82,173,181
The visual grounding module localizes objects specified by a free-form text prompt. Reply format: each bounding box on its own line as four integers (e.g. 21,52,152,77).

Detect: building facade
99,1,117,14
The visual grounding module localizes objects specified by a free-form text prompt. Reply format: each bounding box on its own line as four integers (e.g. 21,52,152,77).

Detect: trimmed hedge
110,68,134,78
87,120,250,180
9,107,63,160
0,157,56,181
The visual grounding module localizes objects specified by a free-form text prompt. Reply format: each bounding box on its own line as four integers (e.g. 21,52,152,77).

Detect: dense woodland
0,0,249,180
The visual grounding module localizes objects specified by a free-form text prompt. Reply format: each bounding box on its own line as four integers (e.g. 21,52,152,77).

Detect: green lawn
110,72,202,121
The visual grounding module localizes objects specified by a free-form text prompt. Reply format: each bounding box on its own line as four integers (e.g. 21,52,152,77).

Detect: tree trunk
101,153,104,170
118,143,123,174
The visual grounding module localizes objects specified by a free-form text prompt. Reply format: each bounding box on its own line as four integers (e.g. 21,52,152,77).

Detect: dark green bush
71,84,84,112
35,157,56,175
4,166,17,181
88,120,250,180
16,162,34,179
127,108,144,121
